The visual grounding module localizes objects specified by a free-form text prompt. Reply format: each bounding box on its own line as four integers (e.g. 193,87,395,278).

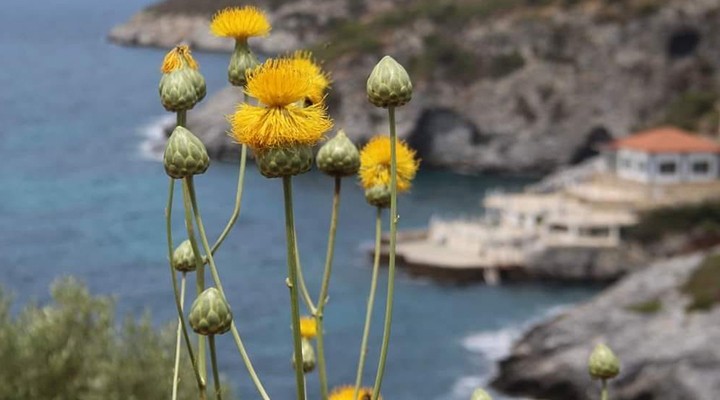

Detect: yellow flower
359,136,419,192
299,316,317,339
284,50,330,104
231,59,333,152
210,6,271,40
161,45,199,73
328,385,380,400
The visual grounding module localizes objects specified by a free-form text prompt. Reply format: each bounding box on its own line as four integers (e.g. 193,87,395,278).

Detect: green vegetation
626,201,720,245
680,254,720,312
625,298,662,314
488,51,526,79
664,90,719,132
0,278,217,399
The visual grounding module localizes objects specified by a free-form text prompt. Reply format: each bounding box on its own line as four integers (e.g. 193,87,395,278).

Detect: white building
609,127,720,184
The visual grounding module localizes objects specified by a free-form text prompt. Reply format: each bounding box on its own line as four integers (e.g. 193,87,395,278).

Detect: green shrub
680,254,720,312
626,201,720,245
488,51,526,79
625,298,662,314
664,91,719,131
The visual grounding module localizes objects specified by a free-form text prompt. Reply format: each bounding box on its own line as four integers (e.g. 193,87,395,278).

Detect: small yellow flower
299,316,317,339
359,136,420,192
328,385,380,400
210,6,271,40
161,45,199,73
284,50,331,104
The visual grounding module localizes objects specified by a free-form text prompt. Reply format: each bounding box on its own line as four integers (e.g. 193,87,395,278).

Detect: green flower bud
367,55,413,108
255,145,313,178
163,126,210,179
316,129,360,177
292,338,316,374
365,184,391,208
159,68,207,112
189,287,233,336
588,343,620,380
470,388,493,400
228,40,260,87
172,240,197,272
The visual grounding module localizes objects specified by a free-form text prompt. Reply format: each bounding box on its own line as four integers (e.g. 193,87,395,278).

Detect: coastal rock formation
112,0,720,173
526,245,649,282
492,250,720,399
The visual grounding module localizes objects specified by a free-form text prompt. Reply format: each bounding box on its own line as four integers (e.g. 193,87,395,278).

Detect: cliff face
111,0,720,173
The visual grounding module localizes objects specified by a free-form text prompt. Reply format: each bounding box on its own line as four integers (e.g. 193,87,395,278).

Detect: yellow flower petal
284,50,331,104
328,385,380,400
161,45,199,73
210,6,271,39
359,135,420,192
299,316,317,339
245,59,314,108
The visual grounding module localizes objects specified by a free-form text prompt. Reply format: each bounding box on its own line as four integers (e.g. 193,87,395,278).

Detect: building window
637,161,646,172
693,161,710,174
659,161,677,175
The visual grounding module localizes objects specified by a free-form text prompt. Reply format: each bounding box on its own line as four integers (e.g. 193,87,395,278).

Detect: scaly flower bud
228,40,260,87
364,184,391,209
163,126,210,179
367,55,412,108
316,129,360,177
292,338,316,374
189,287,233,336
255,145,313,178
588,343,620,380
159,46,207,112
470,388,493,400
172,240,197,272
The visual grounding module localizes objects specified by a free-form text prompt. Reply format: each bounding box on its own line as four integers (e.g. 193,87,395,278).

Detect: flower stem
316,176,342,400
209,335,223,400
601,379,608,400
282,176,307,400
372,105,398,400
354,207,383,399
177,110,186,127
171,273,187,400
185,177,270,400
166,178,206,397
295,250,317,314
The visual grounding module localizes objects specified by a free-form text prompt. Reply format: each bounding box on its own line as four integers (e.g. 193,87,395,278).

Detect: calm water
0,1,599,399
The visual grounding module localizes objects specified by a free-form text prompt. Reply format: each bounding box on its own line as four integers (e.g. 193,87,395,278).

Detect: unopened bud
367,55,412,108
588,343,620,380
172,240,197,272
163,126,210,179
316,130,360,177
189,287,233,336
365,184,391,208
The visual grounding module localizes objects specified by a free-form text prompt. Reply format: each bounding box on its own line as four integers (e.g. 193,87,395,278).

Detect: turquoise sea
0,1,599,399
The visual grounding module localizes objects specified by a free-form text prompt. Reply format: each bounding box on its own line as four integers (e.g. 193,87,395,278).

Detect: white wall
616,149,651,182
616,150,720,184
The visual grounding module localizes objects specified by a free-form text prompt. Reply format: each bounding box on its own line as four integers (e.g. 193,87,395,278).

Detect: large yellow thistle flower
210,6,271,40
231,59,333,151
161,45,199,73
328,386,380,400
284,50,331,105
299,316,317,339
359,136,420,192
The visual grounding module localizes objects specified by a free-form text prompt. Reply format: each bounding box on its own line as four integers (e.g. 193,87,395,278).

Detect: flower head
210,6,271,40
161,45,199,73
284,50,331,104
359,136,419,192
328,385,379,400
299,316,317,339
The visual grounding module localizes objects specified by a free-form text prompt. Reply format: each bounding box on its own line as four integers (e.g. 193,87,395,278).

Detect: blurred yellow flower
359,136,419,192
210,7,271,40
299,316,317,339
284,50,330,105
328,385,380,400
231,59,333,152
161,45,199,73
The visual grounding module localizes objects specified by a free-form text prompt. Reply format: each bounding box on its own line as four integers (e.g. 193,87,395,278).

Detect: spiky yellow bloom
299,316,317,339
231,59,333,152
328,386,380,400
285,50,331,104
359,136,420,192
210,6,271,40
161,45,199,73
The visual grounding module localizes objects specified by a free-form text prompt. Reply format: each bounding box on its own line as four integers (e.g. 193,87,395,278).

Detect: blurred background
2,0,720,399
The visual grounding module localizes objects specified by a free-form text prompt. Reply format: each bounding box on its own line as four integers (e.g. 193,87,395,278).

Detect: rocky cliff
492,250,720,399
111,0,720,173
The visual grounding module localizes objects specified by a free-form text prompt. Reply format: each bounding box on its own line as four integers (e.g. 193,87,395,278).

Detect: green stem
185,177,270,400
171,273,187,400
209,335,223,400
282,176,307,400
177,110,187,127
316,177,342,400
295,250,317,314
601,379,608,400
354,207,383,399
166,178,206,396
372,106,398,400
182,179,207,386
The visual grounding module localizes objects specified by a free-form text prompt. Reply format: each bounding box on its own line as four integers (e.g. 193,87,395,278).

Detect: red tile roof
610,127,720,153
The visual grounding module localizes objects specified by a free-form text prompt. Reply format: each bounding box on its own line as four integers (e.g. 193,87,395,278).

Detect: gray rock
492,250,720,400
526,245,650,282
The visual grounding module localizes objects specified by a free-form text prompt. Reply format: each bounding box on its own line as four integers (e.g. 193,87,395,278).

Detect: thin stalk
171,273,187,400
177,110,186,127
601,379,608,400
295,250,317,314
186,177,270,400
209,336,223,400
282,176,307,400
165,178,205,396
372,106,398,400
354,207,383,399
316,177,342,399
182,179,207,386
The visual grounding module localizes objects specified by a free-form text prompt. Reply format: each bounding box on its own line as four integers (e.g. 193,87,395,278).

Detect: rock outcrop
112,0,720,173
492,250,720,399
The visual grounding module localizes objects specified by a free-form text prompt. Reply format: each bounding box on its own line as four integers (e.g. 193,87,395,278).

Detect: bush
681,254,720,312
626,201,720,245
625,298,662,314
0,278,210,400
664,91,718,131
